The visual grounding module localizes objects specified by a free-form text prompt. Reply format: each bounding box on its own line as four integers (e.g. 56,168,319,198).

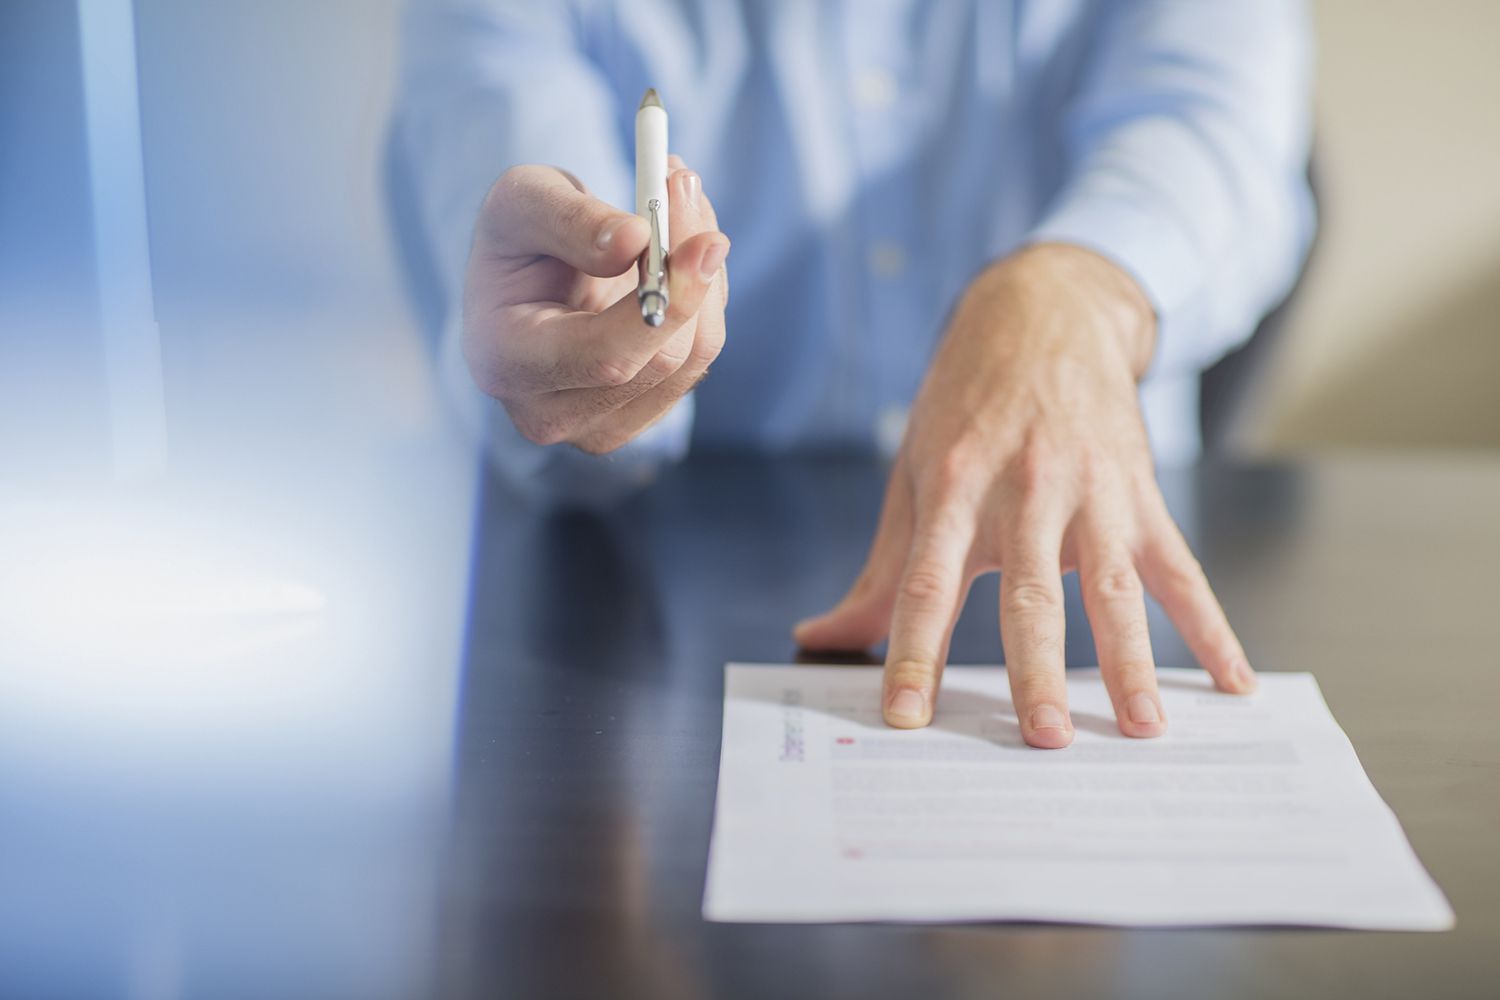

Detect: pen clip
638,198,669,327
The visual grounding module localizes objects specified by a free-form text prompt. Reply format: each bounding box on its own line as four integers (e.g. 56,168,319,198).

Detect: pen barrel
637,198,668,326
634,103,669,253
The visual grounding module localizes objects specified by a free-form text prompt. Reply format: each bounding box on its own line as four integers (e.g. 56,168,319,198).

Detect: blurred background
1247,0,1500,453
117,0,1500,456
1,3,475,997
6,0,1495,472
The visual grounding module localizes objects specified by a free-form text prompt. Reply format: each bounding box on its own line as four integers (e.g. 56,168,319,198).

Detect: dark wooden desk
438,454,1500,1000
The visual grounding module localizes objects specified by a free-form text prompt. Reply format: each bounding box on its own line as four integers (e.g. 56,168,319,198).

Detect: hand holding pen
459,89,730,455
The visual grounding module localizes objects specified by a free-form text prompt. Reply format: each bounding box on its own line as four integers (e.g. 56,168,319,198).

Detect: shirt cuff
1027,190,1205,376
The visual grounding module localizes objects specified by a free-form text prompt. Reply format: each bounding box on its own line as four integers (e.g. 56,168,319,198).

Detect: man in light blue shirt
396,0,1315,747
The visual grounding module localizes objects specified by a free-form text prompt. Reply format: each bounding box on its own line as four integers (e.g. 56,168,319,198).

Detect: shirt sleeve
395,0,694,506
1027,0,1317,379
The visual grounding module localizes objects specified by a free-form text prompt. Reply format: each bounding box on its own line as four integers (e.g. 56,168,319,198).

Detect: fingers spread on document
881,488,977,729
1075,509,1165,738
1000,503,1073,749
1137,496,1257,694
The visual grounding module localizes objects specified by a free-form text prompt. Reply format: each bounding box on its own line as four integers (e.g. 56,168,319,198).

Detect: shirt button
867,240,907,278
852,69,896,110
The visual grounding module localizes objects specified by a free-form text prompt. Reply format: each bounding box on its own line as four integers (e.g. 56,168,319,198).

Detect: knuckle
899,565,950,605
503,404,538,441
1013,433,1056,497
587,355,637,388
1004,578,1059,615
644,341,691,381
511,410,570,448
1074,442,1107,493
689,340,723,374
530,423,571,448
574,429,629,456
928,448,977,502
1089,565,1142,604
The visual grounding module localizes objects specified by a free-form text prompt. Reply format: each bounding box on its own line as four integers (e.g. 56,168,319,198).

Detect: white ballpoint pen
635,88,669,326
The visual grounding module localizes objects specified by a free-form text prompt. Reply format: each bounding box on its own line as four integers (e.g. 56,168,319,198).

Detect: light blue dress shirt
397,0,1315,501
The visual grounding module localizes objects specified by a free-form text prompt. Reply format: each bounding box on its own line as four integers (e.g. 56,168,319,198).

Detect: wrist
991,243,1158,380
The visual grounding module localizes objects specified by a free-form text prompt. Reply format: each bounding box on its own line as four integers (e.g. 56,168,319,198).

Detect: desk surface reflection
442,454,1500,1000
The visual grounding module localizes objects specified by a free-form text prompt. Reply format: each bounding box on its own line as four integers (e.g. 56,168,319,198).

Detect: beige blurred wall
1247,0,1500,453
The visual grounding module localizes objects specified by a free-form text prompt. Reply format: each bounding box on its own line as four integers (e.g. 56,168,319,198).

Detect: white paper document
703,665,1452,929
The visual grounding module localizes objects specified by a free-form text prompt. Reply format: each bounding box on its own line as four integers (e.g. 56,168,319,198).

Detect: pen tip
639,87,662,111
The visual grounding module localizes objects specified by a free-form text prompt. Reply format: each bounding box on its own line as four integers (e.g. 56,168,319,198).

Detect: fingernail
1127,692,1161,725
887,687,926,723
699,238,729,280
679,171,701,210
1030,704,1069,733
595,216,627,251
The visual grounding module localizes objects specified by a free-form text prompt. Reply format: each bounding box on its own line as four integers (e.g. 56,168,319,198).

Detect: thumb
481,164,649,277
794,492,913,652
793,587,895,652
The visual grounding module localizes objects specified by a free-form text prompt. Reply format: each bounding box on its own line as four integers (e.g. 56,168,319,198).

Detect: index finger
480,164,649,277
882,501,976,728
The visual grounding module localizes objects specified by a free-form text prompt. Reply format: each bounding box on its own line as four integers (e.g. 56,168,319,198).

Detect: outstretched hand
795,244,1256,747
